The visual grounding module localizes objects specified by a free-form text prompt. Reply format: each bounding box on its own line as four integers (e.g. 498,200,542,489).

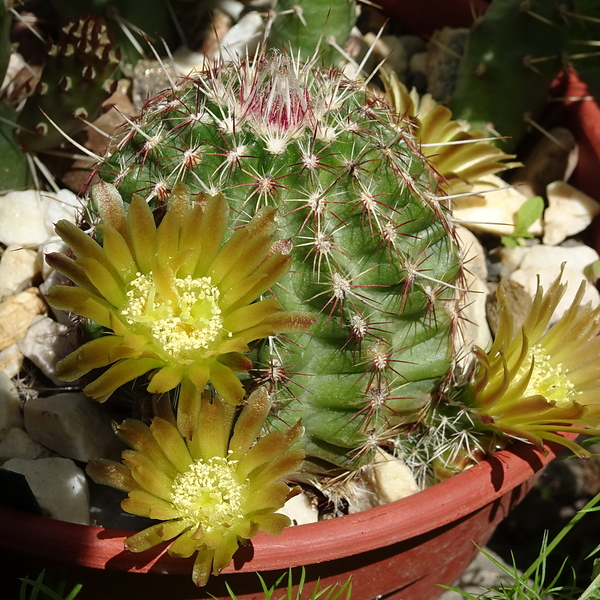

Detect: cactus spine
450,0,573,152
96,49,463,469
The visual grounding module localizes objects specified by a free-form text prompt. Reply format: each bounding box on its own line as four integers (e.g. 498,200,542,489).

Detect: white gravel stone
23,392,123,462
0,287,47,351
0,343,24,378
452,175,542,237
0,189,80,247
510,266,600,323
347,449,420,513
0,427,52,463
543,181,600,246
17,315,77,386
0,245,41,301
519,243,600,273
0,369,22,437
3,457,90,524
456,226,488,280
277,492,319,526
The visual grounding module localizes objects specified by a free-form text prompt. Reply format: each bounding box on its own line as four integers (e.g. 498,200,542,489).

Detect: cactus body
18,15,119,152
450,0,573,152
267,0,357,66
99,50,462,468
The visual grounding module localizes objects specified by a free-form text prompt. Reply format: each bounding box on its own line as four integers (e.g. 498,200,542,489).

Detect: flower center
121,272,224,358
169,457,246,531
523,344,577,407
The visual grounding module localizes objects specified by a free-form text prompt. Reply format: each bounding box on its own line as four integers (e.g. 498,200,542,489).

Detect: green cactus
450,0,574,152
91,49,462,470
267,0,357,66
17,14,120,153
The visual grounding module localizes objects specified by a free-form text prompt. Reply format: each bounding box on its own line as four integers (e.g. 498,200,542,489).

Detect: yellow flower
472,272,600,456
380,71,518,195
87,387,305,586
46,182,314,436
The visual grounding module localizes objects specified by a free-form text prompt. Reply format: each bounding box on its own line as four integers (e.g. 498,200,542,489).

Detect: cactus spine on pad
449,0,573,152
17,14,120,152
98,49,463,469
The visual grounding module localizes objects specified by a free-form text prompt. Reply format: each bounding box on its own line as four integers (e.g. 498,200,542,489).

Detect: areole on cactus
96,46,465,469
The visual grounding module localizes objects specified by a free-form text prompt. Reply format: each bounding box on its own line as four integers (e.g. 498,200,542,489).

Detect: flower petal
45,285,113,328
56,335,125,381
150,417,193,473
121,489,179,520
127,193,157,274
115,419,178,477
147,364,186,394
82,357,164,402
209,360,245,405
229,387,272,456
125,519,189,552
122,452,175,501
86,458,140,492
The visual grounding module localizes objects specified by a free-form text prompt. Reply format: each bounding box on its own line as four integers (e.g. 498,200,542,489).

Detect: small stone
0,288,47,351
17,315,76,385
510,127,578,198
510,266,599,324
0,427,52,463
426,28,469,102
409,51,427,77
348,449,420,513
0,189,79,246
456,226,488,280
455,272,492,371
24,392,123,462
0,244,41,301
277,492,319,526
486,279,532,337
3,457,90,524
519,243,600,273
363,33,408,79
0,370,22,436
543,181,600,246
0,343,24,378
453,175,542,237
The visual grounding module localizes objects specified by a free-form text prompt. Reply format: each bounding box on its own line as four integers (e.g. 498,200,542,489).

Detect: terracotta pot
0,438,566,600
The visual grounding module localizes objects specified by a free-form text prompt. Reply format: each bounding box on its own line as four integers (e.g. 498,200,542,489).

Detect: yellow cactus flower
45,182,314,436
87,387,305,586
381,71,518,195
472,273,600,456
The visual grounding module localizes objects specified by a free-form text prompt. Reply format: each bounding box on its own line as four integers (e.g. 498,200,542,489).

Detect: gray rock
3,457,90,524
24,392,123,462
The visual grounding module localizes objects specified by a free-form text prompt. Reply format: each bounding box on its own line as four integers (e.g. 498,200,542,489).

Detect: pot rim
0,436,566,574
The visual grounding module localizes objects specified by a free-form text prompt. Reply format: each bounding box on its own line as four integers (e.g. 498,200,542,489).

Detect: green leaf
501,235,518,249
514,195,544,236
0,103,31,191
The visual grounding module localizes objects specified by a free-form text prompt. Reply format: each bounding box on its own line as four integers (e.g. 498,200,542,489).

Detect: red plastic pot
0,438,567,600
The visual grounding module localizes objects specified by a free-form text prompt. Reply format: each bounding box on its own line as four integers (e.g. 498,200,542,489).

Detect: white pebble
277,492,319,526
3,457,90,524
452,175,542,237
0,427,52,463
24,392,123,462
17,315,76,386
0,245,40,301
348,449,420,514
0,370,22,437
543,181,600,246
0,189,79,246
